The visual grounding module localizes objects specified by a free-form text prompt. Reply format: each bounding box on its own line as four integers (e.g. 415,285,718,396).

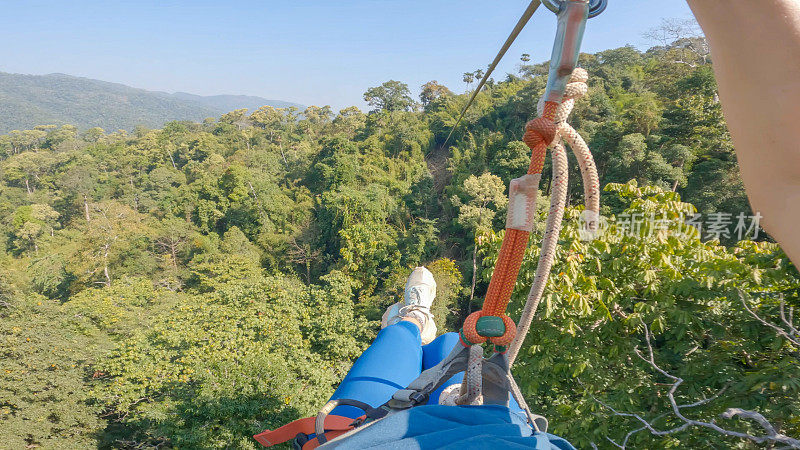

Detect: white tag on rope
506,174,541,232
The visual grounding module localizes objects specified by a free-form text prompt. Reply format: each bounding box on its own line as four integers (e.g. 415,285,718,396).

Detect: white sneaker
381,267,438,344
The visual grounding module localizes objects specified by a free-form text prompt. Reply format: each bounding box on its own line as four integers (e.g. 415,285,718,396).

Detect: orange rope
462,102,559,348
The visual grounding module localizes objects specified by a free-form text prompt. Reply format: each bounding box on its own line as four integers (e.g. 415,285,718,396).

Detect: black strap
313,399,373,445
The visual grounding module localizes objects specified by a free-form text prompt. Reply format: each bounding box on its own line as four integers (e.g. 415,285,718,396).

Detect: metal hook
542,0,607,18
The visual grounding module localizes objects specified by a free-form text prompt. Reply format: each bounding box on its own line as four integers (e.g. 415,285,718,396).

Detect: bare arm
687,0,800,265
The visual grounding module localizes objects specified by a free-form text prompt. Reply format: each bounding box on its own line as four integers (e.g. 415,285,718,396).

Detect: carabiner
542,0,607,18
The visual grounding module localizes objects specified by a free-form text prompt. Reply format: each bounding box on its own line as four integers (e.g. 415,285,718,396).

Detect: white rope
457,344,484,405
508,68,599,366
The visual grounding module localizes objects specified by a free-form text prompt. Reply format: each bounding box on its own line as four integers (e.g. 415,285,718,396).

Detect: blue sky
0,1,695,110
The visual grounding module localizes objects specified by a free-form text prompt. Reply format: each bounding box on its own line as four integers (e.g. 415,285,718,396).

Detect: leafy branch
591,321,800,449
739,291,799,347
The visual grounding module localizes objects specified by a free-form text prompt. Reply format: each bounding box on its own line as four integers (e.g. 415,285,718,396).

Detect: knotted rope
509,67,599,364
460,68,600,366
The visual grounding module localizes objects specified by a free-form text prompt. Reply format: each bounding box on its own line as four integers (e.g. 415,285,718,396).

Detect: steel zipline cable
442,0,543,148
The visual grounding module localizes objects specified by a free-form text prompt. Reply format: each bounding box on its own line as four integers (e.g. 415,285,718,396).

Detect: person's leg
421,332,523,414
329,266,438,418
421,332,464,405
329,320,423,418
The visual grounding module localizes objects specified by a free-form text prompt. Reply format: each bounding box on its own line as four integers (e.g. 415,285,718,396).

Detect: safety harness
255,1,605,447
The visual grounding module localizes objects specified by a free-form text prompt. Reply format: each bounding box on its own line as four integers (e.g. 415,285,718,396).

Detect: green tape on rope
460,328,477,347
476,316,506,338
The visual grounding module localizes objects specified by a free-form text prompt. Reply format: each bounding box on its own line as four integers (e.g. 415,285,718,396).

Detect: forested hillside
0,72,302,133
1,40,798,449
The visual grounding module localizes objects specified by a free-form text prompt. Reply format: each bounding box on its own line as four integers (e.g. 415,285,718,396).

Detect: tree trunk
469,244,478,312
84,195,91,222
25,178,32,195
170,243,179,270
103,245,112,286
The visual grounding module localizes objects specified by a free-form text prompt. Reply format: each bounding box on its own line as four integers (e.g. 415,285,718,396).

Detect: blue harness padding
322,404,575,449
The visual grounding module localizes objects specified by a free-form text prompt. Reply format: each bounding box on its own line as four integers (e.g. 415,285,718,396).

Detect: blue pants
329,321,522,418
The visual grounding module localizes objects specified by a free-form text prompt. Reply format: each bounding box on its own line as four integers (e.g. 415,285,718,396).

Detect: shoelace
406,286,426,306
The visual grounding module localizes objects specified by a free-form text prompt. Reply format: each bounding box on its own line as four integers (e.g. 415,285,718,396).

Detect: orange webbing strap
253,414,361,448
461,102,559,349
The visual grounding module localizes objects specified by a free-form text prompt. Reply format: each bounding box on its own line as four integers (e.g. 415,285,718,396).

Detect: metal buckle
542,0,607,18
409,391,429,406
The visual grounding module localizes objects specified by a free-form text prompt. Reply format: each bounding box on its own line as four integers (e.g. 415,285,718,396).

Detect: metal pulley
542,0,608,18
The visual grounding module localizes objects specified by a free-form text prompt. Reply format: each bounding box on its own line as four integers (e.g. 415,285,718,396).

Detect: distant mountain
167,92,302,113
0,71,304,134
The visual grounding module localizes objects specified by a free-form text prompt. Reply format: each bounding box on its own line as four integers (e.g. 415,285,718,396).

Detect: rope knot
524,102,558,150
461,310,517,348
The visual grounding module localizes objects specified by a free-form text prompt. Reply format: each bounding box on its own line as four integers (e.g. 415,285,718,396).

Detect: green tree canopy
363,80,415,113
